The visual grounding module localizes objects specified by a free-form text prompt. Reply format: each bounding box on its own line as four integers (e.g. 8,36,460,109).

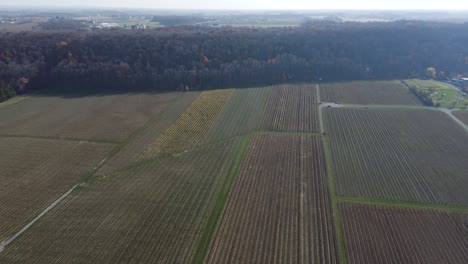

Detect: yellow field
140,89,234,159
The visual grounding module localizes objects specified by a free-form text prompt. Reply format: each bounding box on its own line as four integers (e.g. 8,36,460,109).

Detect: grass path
0,92,190,254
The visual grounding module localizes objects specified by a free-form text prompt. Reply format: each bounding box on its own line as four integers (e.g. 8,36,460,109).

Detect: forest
1,20,468,100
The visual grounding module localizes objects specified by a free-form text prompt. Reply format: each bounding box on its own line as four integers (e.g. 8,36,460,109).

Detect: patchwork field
0,137,114,242
2,82,467,263
206,134,340,263
340,203,468,264
0,92,179,141
325,108,468,204
259,83,319,132
97,91,201,175
0,138,242,263
140,89,234,160
320,80,421,105
453,110,468,126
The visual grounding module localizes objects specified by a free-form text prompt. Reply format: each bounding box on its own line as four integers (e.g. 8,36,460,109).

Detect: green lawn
405,79,468,108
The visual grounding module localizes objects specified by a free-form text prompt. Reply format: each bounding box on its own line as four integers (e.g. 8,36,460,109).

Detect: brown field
340,203,468,264
0,138,242,263
0,137,114,242
325,108,468,204
259,84,319,132
0,92,179,141
206,134,340,263
320,80,421,105
453,110,468,126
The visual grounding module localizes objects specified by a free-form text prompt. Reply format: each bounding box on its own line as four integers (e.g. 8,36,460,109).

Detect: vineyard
320,81,421,105
97,91,201,175
0,137,114,242
453,110,468,126
324,107,468,204
205,87,270,141
1,82,467,263
206,134,340,263
340,203,468,264
140,89,234,160
0,138,243,263
259,84,319,132
0,92,178,141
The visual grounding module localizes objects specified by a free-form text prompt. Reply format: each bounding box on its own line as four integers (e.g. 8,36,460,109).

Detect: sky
1,0,468,10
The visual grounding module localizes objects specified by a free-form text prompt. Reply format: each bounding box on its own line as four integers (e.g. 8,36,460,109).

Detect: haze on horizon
1,0,468,10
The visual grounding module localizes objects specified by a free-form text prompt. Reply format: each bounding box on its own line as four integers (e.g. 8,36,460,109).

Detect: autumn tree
426,67,436,79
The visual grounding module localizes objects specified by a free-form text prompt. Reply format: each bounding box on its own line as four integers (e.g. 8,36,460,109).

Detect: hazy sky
2,0,467,10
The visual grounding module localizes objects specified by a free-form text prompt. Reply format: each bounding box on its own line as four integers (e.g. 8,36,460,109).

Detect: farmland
0,137,114,242
140,89,234,160
206,134,340,263
205,87,271,141
0,92,179,141
320,80,421,105
259,84,319,132
0,138,243,263
324,107,468,204
340,203,468,264
1,81,468,263
453,110,468,126
97,91,201,175
405,79,468,108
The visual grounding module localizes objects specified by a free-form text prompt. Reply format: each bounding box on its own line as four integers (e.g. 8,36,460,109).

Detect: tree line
1,20,468,100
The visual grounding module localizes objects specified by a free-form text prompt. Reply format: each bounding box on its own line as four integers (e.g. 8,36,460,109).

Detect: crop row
97,91,201,175
325,107,468,204
259,83,319,132
320,80,420,105
0,137,114,242
205,87,270,141
206,134,340,263
340,203,468,264
0,137,242,263
0,92,179,141
140,89,234,160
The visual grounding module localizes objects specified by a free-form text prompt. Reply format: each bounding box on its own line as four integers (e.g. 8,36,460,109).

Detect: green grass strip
76,92,192,187
193,133,253,264
337,196,468,214
321,105,348,264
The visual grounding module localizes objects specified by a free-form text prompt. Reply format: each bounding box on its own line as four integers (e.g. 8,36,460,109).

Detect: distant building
100,23,119,29
131,24,147,30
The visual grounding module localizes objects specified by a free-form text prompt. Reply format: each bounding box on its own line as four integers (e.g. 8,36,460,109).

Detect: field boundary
0,134,120,145
0,96,30,109
320,110,348,264
254,130,321,136
317,83,348,263
193,133,253,263
316,84,325,133
337,196,468,213
0,184,79,253
0,92,191,254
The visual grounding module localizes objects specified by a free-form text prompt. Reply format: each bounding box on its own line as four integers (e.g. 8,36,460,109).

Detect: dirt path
0,184,79,253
